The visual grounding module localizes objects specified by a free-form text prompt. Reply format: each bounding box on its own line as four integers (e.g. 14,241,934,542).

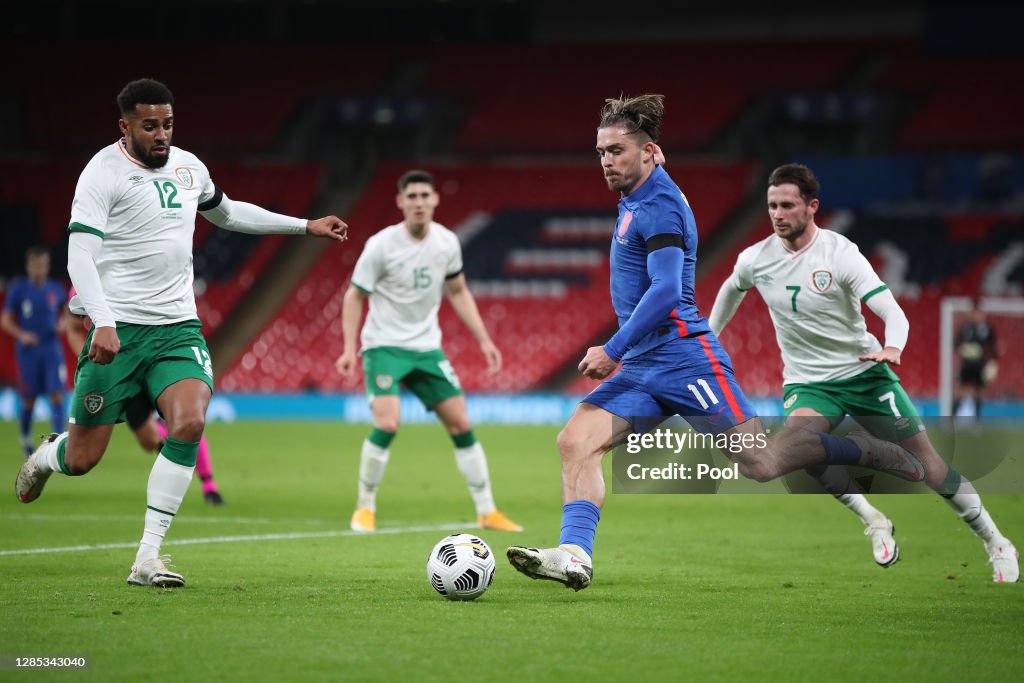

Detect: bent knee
374,418,400,433
557,427,589,461
444,418,471,436
62,449,100,476
167,415,206,442
733,454,778,483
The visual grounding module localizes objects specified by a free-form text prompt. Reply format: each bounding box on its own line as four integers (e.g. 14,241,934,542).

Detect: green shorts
362,346,462,410
782,364,924,441
70,320,214,426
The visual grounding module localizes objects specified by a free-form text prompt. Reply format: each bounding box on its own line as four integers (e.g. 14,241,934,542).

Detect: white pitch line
0,522,470,556
0,513,336,526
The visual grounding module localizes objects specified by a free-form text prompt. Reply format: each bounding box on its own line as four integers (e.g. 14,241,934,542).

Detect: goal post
940,296,1024,416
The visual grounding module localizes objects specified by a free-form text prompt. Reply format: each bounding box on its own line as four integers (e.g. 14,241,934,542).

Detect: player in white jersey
335,170,521,533
14,78,348,587
709,163,1018,582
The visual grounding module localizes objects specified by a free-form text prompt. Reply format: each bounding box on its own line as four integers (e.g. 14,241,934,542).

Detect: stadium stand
2,33,1021,403
220,160,756,392
878,53,1024,150
422,43,864,155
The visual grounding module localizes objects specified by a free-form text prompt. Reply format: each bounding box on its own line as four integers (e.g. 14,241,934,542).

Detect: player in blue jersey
1,246,68,456
506,94,926,591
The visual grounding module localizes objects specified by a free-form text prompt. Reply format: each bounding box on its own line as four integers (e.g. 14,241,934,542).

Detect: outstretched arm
445,274,501,375
708,279,748,336
201,193,347,241
859,289,909,366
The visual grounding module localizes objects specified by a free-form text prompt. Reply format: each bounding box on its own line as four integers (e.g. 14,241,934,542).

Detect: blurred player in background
709,163,1018,582
65,289,224,505
507,95,926,592
953,301,998,419
1,246,68,456
15,78,347,588
335,169,522,534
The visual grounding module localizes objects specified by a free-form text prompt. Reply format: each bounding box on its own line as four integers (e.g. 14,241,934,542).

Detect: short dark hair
117,78,174,116
599,93,665,143
768,163,820,202
397,169,435,193
26,245,49,259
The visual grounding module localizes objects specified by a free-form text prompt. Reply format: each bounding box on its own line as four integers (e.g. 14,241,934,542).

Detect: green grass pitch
1,421,1021,682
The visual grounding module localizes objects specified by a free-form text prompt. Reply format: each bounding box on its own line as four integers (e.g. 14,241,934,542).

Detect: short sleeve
68,157,113,238
2,282,19,313
195,158,221,209
446,233,463,277
730,246,757,292
638,196,685,243
350,236,382,294
838,240,886,301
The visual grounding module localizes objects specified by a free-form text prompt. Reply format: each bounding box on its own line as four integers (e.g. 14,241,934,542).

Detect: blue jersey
608,165,710,360
3,278,66,351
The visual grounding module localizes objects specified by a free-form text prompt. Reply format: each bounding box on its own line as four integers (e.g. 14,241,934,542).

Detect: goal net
939,296,1024,416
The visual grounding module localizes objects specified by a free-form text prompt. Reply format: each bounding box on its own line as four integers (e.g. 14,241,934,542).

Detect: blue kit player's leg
507,364,659,591
41,340,67,434
15,347,41,457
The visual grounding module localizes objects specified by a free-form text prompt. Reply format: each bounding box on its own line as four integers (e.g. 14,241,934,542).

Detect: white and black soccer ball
426,533,496,601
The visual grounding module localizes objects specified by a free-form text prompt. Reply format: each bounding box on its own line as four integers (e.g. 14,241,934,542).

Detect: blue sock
559,500,601,557
19,405,32,441
51,401,66,434
819,433,862,466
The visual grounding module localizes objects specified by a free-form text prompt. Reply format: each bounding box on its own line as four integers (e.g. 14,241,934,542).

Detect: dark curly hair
117,78,174,115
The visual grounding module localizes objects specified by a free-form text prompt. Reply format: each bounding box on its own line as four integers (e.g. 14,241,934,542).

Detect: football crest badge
175,167,194,188
811,269,833,293
84,393,105,414
617,210,633,238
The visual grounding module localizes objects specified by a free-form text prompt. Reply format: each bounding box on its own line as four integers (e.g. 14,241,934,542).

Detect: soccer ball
426,533,495,601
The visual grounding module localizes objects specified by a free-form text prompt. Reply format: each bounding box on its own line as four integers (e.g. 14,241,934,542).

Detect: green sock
368,428,396,449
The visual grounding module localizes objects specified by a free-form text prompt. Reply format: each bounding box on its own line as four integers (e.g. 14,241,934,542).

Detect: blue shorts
16,340,67,399
583,333,755,435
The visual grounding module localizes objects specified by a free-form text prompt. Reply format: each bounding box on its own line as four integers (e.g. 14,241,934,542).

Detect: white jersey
726,227,888,384
68,141,219,325
351,222,463,352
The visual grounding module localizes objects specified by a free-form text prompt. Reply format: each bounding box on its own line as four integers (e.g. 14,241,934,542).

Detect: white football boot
986,539,1020,583
127,555,186,588
846,431,925,482
506,544,592,591
864,517,899,568
15,433,59,503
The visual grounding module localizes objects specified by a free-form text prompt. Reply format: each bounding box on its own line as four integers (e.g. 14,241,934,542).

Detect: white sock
837,493,885,526
810,466,884,525
136,454,194,564
943,476,1001,544
455,442,495,516
37,432,69,474
356,439,390,511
